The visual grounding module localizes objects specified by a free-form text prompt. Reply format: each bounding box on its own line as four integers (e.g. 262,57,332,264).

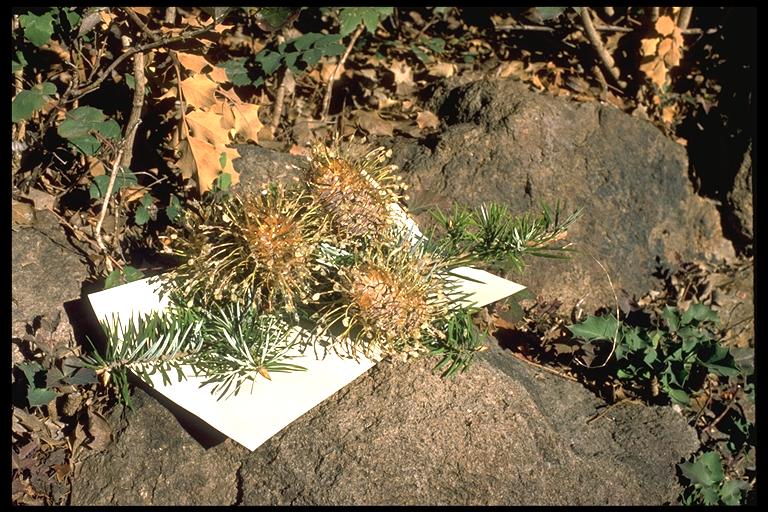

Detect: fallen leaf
664,43,682,67
289,144,309,156
320,62,344,83
655,15,676,36
208,65,229,84
53,463,71,483
661,104,677,124
175,52,212,74
118,185,146,204
179,75,218,109
657,38,673,57
130,7,152,16
640,37,660,57
185,109,229,145
358,68,378,81
390,59,413,85
530,73,544,90
416,111,440,130
427,61,456,78
352,110,396,137
496,60,525,78
373,89,398,109
178,136,241,192
639,57,667,88
85,409,112,453
24,189,56,211
292,117,328,147
229,102,263,143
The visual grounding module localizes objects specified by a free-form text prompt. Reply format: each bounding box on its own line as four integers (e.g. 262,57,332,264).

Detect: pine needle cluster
88,138,581,402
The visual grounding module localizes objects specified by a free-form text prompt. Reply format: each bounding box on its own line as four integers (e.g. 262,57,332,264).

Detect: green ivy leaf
666,387,689,405
123,265,144,283
12,82,57,122
220,57,250,86
679,451,724,488
697,344,740,377
411,45,430,64
255,50,283,75
681,303,719,326
135,204,150,225
89,170,138,200
258,7,294,30
63,8,82,30
292,32,324,51
17,361,44,387
166,194,182,222
661,306,680,332
719,479,750,505
19,10,56,47
104,265,144,289
532,7,568,21
424,37,446,54
63,367,97,386
58,106,121,155
12,50,28,73
27,386,58,407
338,7,392,36
567,315,619,342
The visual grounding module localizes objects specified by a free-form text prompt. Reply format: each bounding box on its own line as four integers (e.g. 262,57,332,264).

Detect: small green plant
432,201,582,275
567,303,741,405
678,451,750,505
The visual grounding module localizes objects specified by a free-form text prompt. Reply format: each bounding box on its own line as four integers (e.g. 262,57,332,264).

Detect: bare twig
650,7,660,23
494,23,555,32
579,7,626,89
125,7,161,42
120,48,147,169
269,67,290,135
95,122,141,272
603,7,615,17
677,7,693,30
321,23,364,122
495,22,708,35
70,25,214,100
164,7,176,25
586,398,642,424
707,390,739,433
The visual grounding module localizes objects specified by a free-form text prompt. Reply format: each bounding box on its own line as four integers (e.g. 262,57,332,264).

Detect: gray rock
12,211,90,365
726,141,753,251
71,344,698,505
386,79,735,312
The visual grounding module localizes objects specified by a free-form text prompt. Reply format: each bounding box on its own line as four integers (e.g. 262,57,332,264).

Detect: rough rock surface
388,78,735,312
726,141,753,251
12,210,90,365
71,343,698,506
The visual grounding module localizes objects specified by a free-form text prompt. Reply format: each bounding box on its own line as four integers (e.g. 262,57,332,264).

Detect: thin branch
495,22,708,35
677,7,693,30
269,68,290,135
70,24,214,100
650,7,660,23
164,7,176,25
125,7,161,43
95,122,141,272
120,49,147,169
321,23,364,122
579,7,625,89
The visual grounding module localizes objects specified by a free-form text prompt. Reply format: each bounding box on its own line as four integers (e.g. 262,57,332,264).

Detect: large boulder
12,210,90,365
388,78,735,312
71,344,698,505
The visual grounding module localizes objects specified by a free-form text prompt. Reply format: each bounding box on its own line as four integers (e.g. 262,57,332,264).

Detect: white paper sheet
87,266,524,451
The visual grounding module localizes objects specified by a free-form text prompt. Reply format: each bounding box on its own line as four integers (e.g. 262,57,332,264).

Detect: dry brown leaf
292,117,328,147
179,136,240,192
671,27,684,48
664,44,682,67
229,103,263,143
53,463,71,483
640,38,660,57
497,60,525,78
320,62,344,83
85,410,112,453
530,74,544,90
657,38,673,57
24,189,56,211
208,65,229,84
98,10,116,29
289,144,309,156
179,75,218,109
390,59,413,85
130,7,152,16
427,61,456,78
352,110,395,137
655,15,676,36
661,104,677,124
639,58,667,88
185,110,229,145
416,111,440,130
358,68,378,81
175,52,212,74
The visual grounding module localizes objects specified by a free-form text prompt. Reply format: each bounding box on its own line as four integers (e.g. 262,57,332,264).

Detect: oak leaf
229,103,263,143
177,136,240,192
175,52,212,74
185,110,229,146
179,75,218,109
640,38,660,57
655,16,676,36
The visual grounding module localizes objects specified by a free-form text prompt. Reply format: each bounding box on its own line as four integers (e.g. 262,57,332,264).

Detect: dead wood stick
579,7,625,89
650,7,660,22
321,23,364,121
120,49,146,169
269,68,290,135
496,22,708,35
677,7,693,30
164,7,176,25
